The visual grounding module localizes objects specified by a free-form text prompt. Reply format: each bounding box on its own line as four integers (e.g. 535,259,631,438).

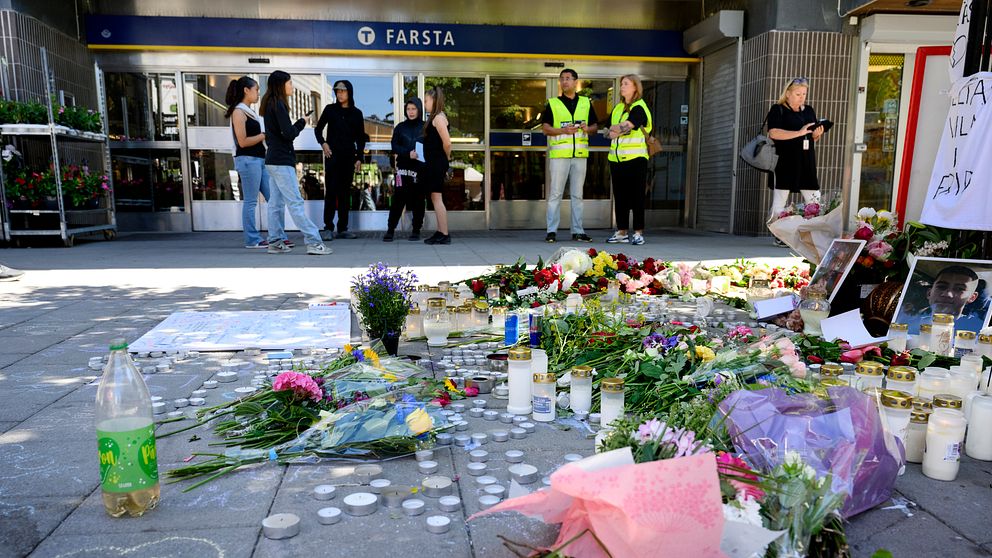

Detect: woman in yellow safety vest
606,74,652,246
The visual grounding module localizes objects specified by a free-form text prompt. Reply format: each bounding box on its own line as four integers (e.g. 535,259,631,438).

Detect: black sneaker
383,231,394,242
424,231,444,245
336,231,358,239
435,234,451,245
572,233,593,242
408,231,420,241
545,232,556,243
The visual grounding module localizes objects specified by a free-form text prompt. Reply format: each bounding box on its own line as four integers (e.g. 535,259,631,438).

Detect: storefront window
323,75,394,143
641,80,689,212
111,149,184,211
258,73,321,124
491,151,544,200
490,78,546,130
403,75,419,106
860,54,905,211
105,72,181,141
190,150,235,200
184,74,244,128
425,76,485,143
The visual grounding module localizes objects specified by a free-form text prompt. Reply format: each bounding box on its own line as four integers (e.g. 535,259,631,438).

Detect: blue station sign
85,15,693,62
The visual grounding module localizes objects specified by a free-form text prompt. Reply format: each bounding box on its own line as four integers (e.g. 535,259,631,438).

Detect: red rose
471,279,487,295
632,270,642,279
597,277,609,288
807,355,824,364
531,301,541,308
854,226,873,240
578,285,591,295
890,351,911,366
617,261,628,271
587,248,598,257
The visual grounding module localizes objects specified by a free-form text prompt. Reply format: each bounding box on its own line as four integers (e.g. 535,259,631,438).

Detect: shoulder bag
739,107,778,172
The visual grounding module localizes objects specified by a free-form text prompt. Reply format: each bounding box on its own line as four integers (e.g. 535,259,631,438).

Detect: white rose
857,207,877,219
561,271,578,292
876,210,894,222
559,249,593,275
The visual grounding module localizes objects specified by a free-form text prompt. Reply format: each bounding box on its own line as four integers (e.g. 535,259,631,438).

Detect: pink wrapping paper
470,452,725,558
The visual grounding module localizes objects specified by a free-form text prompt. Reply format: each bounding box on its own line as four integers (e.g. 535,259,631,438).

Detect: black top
622,105,649,129
233,111,265,159
423,116,448,169
392,98,424,170
767,103,819,191
263,100,305,166
314,103,366,160
540,95,600,126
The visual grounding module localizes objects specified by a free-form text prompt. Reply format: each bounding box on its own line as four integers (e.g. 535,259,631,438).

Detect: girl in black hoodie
315,79,366,239
384,98,425,242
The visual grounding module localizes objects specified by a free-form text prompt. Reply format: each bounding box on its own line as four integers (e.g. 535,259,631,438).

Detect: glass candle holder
879,389,913,443
798,290,831,336
570,366,593,414
531,372,556,423
473,301,490,329
887,323,908,353
917,369,952,401
855,362,885,391
918,324,933,351
491,306,506,330
885,366,917,394
506,347,533,415
922,408,967,481
904,410,929,463
931,313,955,357
423,298,451,347
955,330,977,358
965,394,992,461
977,334,992,359
404,306,423,340
600,378,625,428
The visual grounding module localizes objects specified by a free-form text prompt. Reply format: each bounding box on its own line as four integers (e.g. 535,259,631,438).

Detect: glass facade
111,149,184,211
859,53,904,211
105,72,181,141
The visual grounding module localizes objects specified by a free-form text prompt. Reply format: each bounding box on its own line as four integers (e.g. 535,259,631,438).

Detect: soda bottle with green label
95,338,159,517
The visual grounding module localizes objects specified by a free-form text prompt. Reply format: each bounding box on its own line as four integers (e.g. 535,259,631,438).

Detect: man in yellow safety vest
541,69,599,243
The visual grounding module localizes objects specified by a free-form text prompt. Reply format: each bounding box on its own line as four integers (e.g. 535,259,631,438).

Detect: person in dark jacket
314,80,366,240
384,98,425,242
260,70,330,256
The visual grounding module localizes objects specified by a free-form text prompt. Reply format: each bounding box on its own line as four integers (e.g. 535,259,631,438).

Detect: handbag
644,132,663,157
739,108,778,172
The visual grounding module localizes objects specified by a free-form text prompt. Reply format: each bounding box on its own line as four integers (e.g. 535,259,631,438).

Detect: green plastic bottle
95,338,159,517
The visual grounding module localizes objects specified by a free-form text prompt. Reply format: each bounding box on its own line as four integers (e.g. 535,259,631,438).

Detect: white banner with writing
920,72,992,231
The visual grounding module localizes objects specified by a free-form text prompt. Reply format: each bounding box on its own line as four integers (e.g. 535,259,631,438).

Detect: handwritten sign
949,0,972,84
920,72,992,231
129,308,351,352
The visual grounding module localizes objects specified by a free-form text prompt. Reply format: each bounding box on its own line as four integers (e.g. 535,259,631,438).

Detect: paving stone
847,507,989,557
0,440,98,499
28,527,259,558
0,384,80,422
893,459,992,546
0,353,30,367
0,496,84,558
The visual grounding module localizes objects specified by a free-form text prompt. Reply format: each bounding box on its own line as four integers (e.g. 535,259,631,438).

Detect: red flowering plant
60,164,112,208
5,168,57,206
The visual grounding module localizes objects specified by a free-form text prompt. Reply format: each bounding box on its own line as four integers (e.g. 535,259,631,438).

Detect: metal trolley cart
0,48,116,247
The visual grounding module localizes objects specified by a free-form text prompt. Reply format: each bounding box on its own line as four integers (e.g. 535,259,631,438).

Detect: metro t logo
357,26,375,46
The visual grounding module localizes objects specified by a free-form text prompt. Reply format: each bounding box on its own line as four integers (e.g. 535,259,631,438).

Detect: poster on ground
128,307,351,352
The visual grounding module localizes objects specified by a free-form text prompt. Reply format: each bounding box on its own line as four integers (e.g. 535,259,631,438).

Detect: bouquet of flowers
351,263,417,351
768,198,844,263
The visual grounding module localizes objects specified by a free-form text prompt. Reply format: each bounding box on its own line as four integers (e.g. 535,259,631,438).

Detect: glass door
641,79,690,227
859,54,905,211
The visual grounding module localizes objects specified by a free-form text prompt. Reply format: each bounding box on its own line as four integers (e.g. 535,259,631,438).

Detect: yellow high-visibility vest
608,99,652,162
547,96,591,158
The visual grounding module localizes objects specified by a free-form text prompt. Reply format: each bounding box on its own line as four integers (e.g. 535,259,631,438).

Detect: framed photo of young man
808,239,866,302
892,257,992,335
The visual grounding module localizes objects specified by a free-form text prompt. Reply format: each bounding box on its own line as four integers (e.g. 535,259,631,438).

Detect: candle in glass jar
904,410,929,463
423,298,451,347
404,307,423,340
965,394,992,460
922,408,967,481
570,366,593,414
885,366,917,394
532,373,556,422
918,324,933,351
879,389,913,443
931,314,955,357
506,347,533,415
599,378,625,428
976,333,992,359
855,362,885,391
491,307,506,330
887,323,908,352
917,369,952,401
955,330,977,358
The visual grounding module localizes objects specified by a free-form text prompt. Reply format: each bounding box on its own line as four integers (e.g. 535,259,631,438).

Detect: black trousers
609,158,648,232
386,173,425,233
324,155,355,232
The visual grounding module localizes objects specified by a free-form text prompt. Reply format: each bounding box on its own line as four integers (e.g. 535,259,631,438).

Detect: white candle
418,460,439,475
313,484,336,500
402,498,426,516
917,369,951,401
369,478,392,493
421,476,453,497
570,366,593,414
317,507,342,525
904,411,929,463
262,513,301,539
438,495,461,512
426,515,451,534
508,463,539,484
532,372,556,422
879,390,913,443
600,378,625,428
966,395,992,460
342,492,379,516
506,347,533,415
922,409,967,481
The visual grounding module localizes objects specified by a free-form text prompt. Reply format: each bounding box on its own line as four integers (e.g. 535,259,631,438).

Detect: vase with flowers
350,263,418,355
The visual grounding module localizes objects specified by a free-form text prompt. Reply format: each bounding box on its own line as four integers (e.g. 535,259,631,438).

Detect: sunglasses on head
792,77,809,85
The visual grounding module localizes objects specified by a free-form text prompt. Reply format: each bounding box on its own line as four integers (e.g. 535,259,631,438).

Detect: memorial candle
922,408,967,481
965,395,992,460
506,346,533,415
570,365,593,414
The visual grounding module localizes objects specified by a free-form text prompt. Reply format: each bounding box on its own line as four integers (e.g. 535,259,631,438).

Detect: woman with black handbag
767,78,829,221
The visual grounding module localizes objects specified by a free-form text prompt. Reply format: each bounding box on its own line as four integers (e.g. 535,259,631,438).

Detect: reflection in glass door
641,80,689,225
859,54,904,210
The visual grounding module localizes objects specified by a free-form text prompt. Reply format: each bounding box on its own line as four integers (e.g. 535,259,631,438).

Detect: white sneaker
630,233,645,245
267,240,292,254
307,243,332,255
607,231,629,243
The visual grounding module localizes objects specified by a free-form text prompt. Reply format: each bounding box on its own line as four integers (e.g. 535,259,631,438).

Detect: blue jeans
265,165,322,246
546,157,586,234
235,156,270,245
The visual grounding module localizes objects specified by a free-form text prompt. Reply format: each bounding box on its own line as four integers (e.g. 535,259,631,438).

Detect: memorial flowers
351,263,417,352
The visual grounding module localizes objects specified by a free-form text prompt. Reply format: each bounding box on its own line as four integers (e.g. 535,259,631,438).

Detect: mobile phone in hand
305,109,314,117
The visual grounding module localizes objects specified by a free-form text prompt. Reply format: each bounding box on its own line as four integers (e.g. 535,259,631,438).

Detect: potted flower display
351,263,418,355
60,165,111,209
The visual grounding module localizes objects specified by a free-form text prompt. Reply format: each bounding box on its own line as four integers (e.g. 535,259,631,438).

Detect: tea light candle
479,495,501,508
466,462,487,476
453,434,472,447
510,427,527,439
471,433,488,446
262,513,301,539
165,411,184,419
505,450,524,463
519,422,536,433
450,403,466,413
202,380,218,389
455,421,470,431
142,366,157,375
436,433,452,446
484,485,506,498
426,515,451,534
468,407,483,418
317,507,342,525
966,395,992,460
418,460,439,475
421,476,453,497
494,385,509,398
438,495,462,512
589,412,601,425
234,386,257,395
512,416,527,425
469,449,489,462
172,398,189,409
402,498,426,516
190,389,207,398
509,464,539,484
415,449,435,462
369,478,392,493
343,492,379,516
472,399,488,409
149,351,164,359
189,397,206,407
354,464,384,483
563,453,583,463
574,411,589,422
476,475,497,487
490,430,509,442
314,485,336,500
499,413,514,424
150,396,163,403
152,402,166,415
382,487,411,507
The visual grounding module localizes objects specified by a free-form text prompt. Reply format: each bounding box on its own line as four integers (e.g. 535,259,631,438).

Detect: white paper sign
949,0,972,84
129,308,351,352
819,309,890,348
921,73,992,231
753,295,796,319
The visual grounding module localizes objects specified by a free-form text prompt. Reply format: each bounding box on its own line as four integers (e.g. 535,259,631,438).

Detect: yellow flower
382,372,398,382
444,378,457,391
405,407,433,435
695,346,716,362
363,348,378,360
344,343,354,353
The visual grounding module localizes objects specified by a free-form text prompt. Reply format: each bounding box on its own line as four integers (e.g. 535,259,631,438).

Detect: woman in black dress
422,86,452,245
767,78,826,221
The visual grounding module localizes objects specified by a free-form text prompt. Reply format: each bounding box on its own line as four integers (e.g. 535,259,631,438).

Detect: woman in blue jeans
259,71,330,255
225,76,284,249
